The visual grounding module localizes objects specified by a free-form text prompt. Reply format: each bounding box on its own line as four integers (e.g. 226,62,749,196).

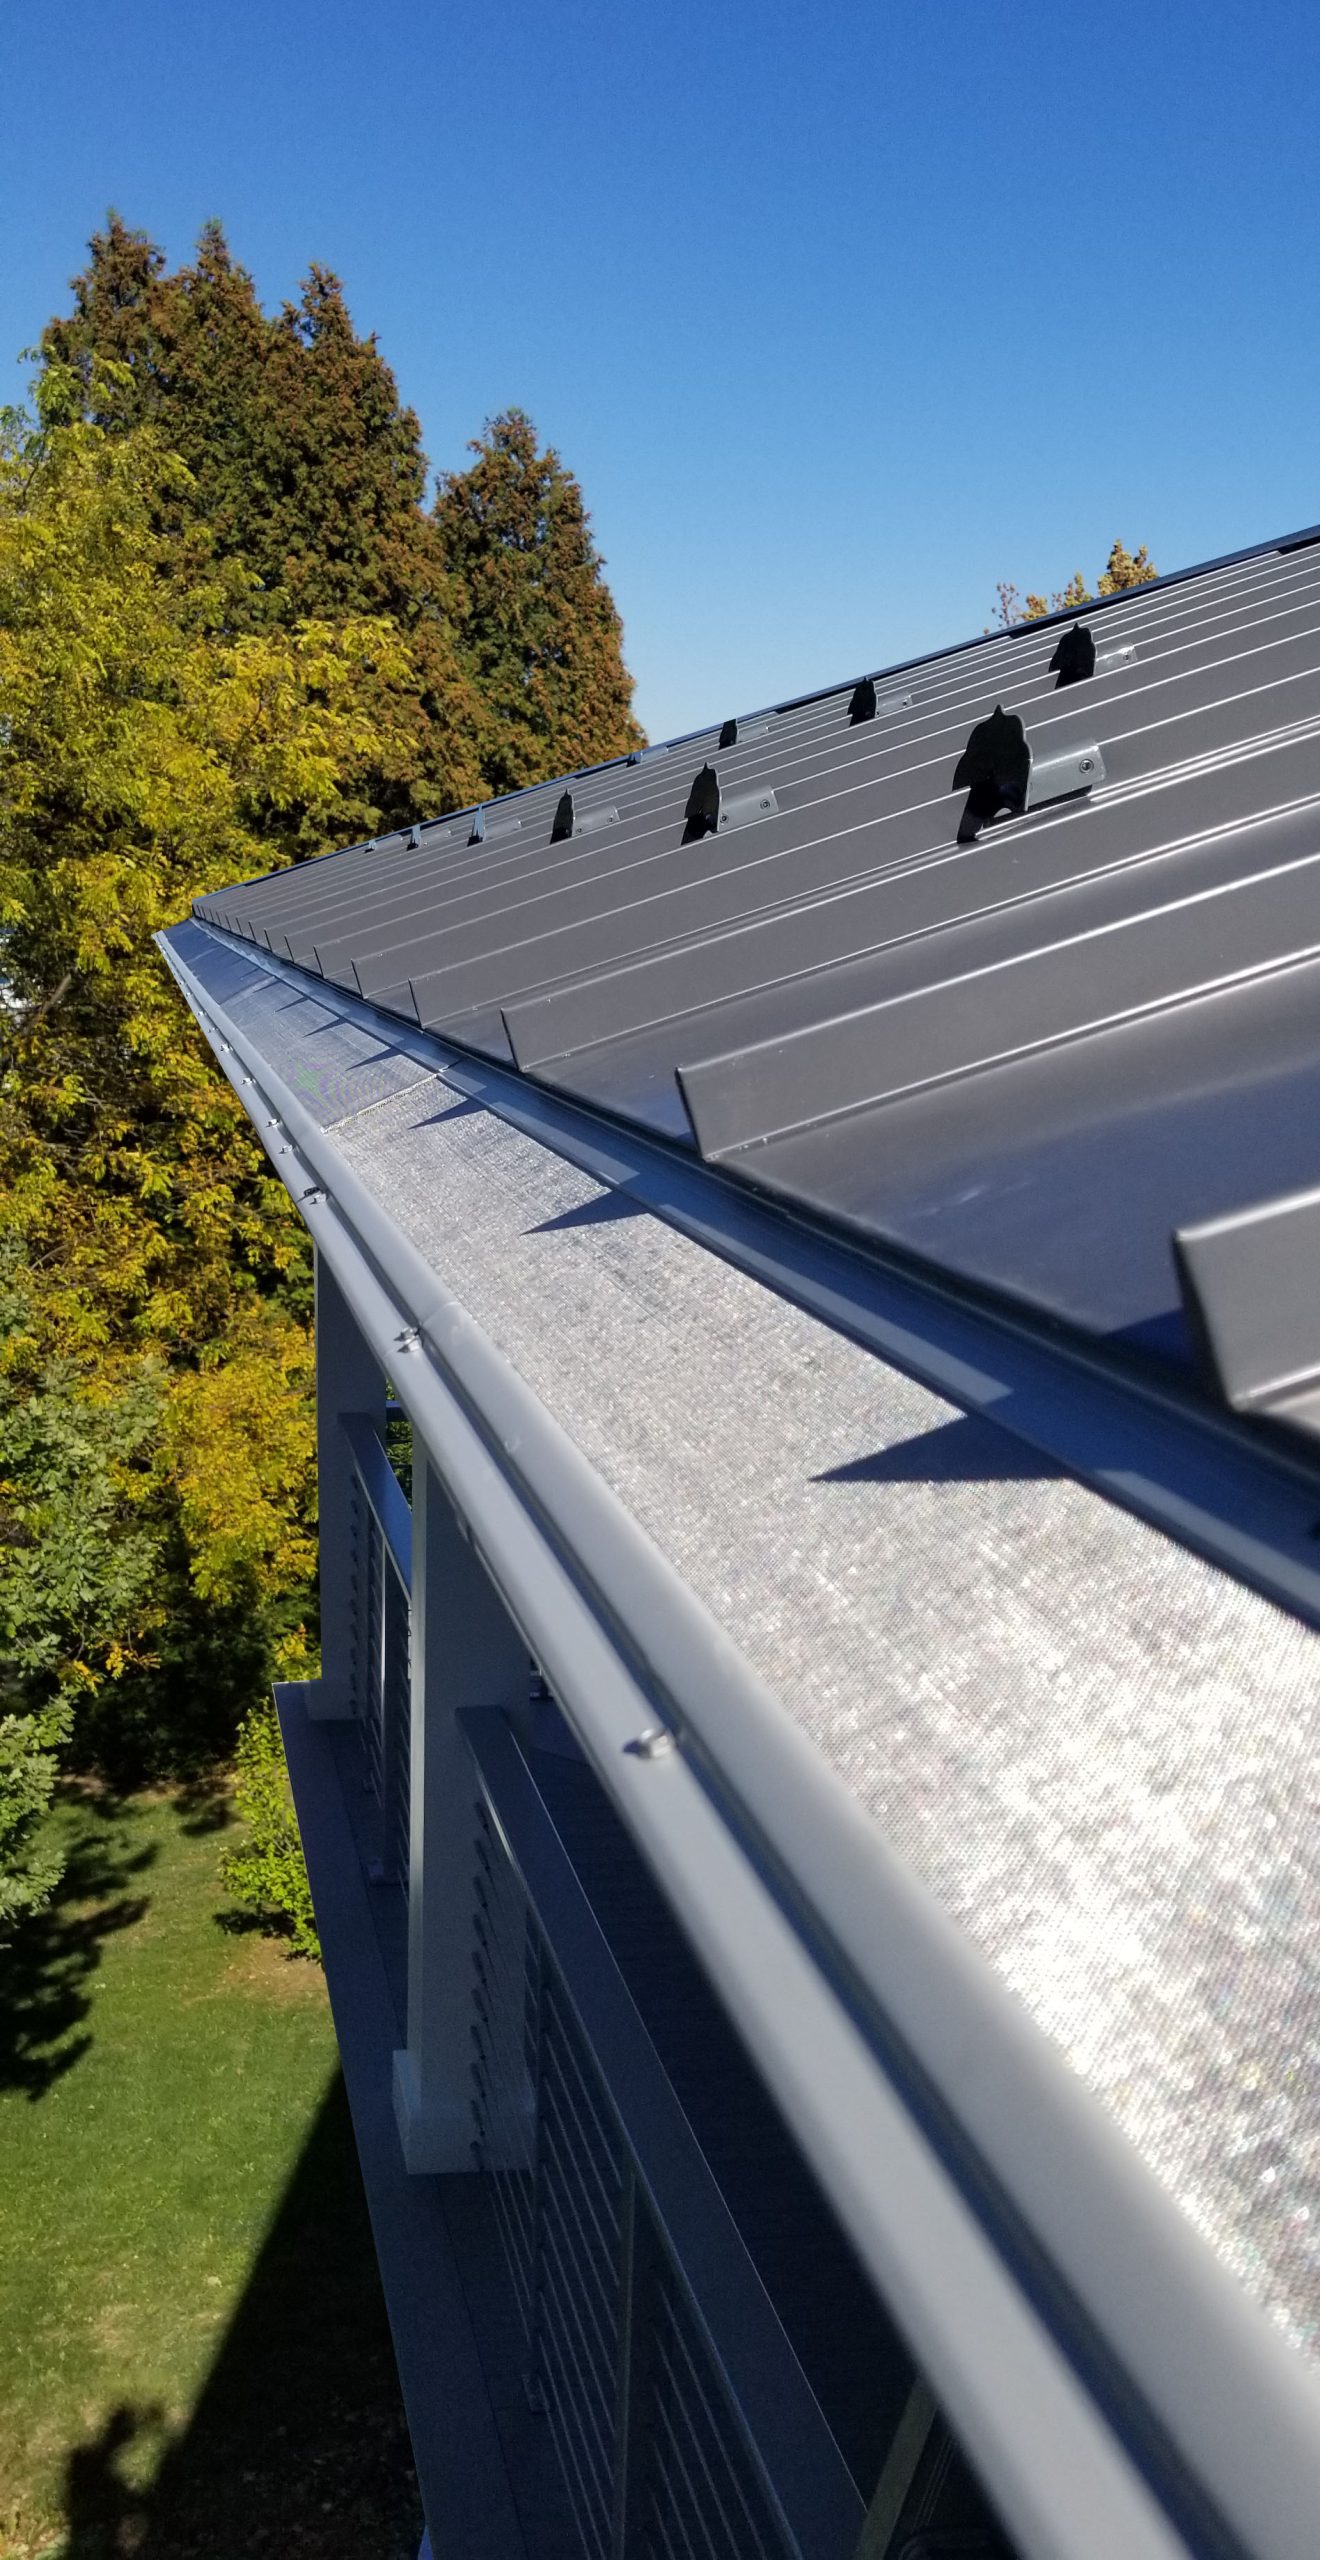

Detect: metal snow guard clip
1026,741,1106,808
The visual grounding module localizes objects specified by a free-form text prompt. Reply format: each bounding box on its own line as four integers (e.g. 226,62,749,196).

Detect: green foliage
0,1705,69,1930
994,538,1159,629
40,216,491,823
0,388,407,1899
46,216,432,623
0,1243,166,1924
0,379,423,1346
221,1696,320,1958
39,223,644,814
0,1253,164,1699
1,223,643,1923
436,407,645,791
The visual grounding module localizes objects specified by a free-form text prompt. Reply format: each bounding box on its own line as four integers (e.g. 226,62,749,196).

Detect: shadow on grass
0,1786,156,2102
55,2075,421,2560
173,1767,237,1839
210,1905,270,1939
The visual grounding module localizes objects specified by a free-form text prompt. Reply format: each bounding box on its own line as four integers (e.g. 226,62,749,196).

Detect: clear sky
3,0,1318,743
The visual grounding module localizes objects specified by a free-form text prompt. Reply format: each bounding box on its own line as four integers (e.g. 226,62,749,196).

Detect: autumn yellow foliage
0,376,440,1902
994,539,1159,630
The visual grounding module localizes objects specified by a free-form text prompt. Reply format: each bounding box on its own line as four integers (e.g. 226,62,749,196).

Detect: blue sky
3,0,1318,742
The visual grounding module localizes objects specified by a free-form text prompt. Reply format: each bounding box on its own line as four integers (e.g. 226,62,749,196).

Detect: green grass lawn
0,1779,420,2560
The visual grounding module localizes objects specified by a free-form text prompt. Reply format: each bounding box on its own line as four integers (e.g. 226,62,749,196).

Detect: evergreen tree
38,214,168,436
41,219,487,820
43,229,645,814
435,409,644,792
43,217,426,622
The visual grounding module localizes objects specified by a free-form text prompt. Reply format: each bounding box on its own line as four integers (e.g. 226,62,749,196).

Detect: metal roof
193,526,1320,1410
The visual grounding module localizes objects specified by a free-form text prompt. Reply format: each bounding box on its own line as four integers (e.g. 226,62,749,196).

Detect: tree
10,233,648,1911
44,217,427,623
0,1243,164,1923
0,371,424,1332
41,218,488,821
994,539,1158,629
0,378,431,1909
435,408,644,792
1095,538,1158,596
42,226,646,816
37,214,169,437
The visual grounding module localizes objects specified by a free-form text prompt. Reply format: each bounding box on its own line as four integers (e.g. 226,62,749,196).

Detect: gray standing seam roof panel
192,528,1320,1408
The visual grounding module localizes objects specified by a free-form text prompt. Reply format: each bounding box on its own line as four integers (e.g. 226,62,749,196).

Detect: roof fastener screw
629,1726,675,1761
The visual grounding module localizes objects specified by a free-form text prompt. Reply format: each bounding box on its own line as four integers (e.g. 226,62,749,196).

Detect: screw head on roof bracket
718,718,739,749
551,790,575,843
848,677,878,724
683,763,722,840
952,706,1031,843
469,807,485,845
1049,623,1097,688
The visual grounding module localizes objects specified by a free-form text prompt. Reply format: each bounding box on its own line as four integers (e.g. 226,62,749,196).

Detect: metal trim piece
1175,1182,1320,1433
718,784,780,832
1025,740,1105,807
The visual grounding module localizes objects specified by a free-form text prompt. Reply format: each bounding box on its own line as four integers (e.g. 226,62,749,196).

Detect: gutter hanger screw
629,1726,676,1761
